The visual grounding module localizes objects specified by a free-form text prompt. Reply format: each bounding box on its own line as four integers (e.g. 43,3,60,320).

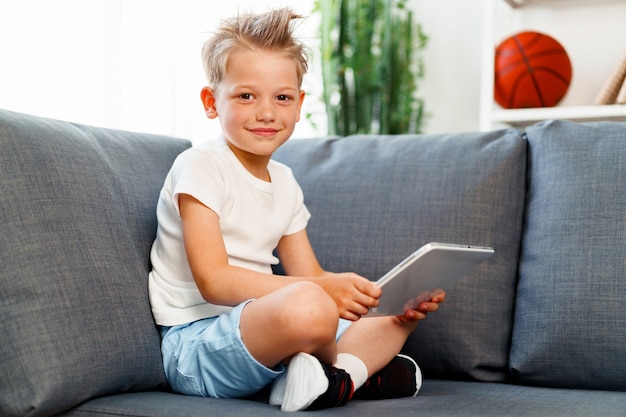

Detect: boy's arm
277,227,445,323
274,229,324,277
276,229,382,321
179,193,291,306
180,193,380,320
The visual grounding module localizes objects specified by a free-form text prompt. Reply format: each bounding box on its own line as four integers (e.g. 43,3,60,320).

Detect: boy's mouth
250,128,279,136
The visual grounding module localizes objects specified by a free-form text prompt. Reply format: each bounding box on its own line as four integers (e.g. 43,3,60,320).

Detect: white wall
408,0,485,134
1,0,624,141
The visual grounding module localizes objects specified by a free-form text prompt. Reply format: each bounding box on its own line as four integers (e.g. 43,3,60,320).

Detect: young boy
148,7,444,412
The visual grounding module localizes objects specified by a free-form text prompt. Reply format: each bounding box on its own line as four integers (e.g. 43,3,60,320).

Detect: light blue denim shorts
160,300,352,399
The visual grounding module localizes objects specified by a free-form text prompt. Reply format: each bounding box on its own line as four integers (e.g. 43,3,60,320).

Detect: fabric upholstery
273,130,527,382
58,380,626,417
0,109,191,417
511,120,626,390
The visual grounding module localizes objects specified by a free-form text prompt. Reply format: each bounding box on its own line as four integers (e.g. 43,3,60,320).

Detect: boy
148,7,444,412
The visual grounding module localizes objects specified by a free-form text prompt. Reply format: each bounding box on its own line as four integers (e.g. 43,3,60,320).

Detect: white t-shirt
148,137,311,326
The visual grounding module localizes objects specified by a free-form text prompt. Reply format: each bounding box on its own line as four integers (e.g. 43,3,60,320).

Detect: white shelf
479,0,626,130
491,105,626,128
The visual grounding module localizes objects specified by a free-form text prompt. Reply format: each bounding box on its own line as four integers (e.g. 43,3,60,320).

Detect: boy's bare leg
337,316,418,376
240,283,423,375
238,283,430,410
240,281,359,411
239,281,340,368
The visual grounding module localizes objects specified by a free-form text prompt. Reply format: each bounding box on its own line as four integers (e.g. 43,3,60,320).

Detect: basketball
494,31,572,109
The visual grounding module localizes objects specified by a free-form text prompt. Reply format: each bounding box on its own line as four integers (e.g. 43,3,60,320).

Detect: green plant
316,0,428,135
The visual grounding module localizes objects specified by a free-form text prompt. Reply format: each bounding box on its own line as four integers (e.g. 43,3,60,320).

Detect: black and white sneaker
306,360,353,411
270,352,354,412
353,354,422,400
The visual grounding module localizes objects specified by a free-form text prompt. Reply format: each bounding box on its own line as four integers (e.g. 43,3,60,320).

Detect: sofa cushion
58,381,626,417
0,109,191,417
274,129,527,382
511,120,626,390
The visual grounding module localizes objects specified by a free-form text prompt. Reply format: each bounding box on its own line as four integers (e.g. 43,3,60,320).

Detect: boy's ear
201,87,218,119
295,89,306,122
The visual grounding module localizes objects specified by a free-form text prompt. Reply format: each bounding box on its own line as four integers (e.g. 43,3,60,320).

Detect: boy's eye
277,94,291,101
239,93,253,100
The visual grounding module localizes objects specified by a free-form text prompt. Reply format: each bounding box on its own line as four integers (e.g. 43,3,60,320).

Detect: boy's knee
280,282,338,346
284,281,337,315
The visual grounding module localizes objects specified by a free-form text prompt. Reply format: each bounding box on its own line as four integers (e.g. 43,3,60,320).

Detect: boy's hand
397,289,446,323
315,273,381,321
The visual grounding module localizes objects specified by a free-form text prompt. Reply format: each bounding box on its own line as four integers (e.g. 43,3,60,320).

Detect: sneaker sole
397,353,422,397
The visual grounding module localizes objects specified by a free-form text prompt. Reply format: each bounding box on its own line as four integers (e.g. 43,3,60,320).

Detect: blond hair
201,8,309,89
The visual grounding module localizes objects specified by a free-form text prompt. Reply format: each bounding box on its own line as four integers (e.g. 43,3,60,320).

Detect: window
0,0,321,143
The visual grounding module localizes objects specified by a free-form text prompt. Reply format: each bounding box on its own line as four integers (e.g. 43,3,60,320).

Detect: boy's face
201,49,305,162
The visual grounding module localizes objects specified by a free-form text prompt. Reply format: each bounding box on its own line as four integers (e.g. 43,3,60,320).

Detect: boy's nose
256,99,276,121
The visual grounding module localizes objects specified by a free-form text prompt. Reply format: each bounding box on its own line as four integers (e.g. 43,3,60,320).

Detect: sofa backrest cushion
511,120,626,391
0,109,191,417
274,130,527,382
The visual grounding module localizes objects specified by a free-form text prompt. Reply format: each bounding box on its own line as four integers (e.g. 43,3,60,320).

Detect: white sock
335,353,368,391
270,352,329,412
268,371,287,406
269,352,368,411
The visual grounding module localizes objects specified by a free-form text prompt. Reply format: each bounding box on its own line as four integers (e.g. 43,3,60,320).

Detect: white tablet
367,242,494,316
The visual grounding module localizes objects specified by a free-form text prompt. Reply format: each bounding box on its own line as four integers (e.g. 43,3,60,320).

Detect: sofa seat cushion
0,109,191,417
59,381,626,417
273,130,527,382
512,120,626,390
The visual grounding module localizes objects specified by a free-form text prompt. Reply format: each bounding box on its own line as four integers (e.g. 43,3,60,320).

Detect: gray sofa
1,108,625,417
